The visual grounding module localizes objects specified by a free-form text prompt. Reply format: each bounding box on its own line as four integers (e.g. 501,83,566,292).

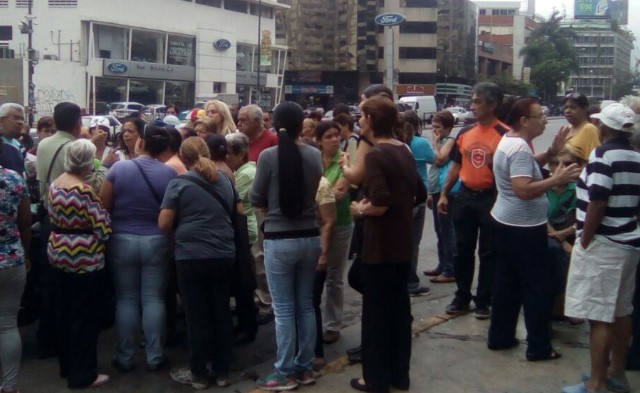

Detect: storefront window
167,35,195,66
165,81,195,110
131,29,165,63
95,77,128,105
236,44,255,72
94,24,129,60
128,79,164,104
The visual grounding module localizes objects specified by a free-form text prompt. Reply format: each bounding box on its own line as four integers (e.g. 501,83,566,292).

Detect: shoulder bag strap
177,174,232,216
132,159,162,205
45,141,71,184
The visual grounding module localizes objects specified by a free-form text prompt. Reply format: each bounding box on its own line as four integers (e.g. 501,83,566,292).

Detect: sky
535,0,640,71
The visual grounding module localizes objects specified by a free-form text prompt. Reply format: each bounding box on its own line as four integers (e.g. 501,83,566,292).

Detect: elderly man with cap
562,103,640,393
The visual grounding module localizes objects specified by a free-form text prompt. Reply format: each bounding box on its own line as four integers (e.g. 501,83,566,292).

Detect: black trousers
488,222,553,356
451,188,497,307
361,263,411,391
176,258,234,378
313,270,328,358
37,213,58,357
56,269,104,388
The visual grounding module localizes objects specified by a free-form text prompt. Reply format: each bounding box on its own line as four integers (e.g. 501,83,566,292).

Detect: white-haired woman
205,100,237,135
47,139,111,389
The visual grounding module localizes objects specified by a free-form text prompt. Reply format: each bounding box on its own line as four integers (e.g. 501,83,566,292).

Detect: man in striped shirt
563,103,640,393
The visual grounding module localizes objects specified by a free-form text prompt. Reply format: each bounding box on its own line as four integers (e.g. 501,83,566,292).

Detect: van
397,96,438,124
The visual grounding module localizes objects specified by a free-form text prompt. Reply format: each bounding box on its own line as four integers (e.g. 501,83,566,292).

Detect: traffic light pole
27,0,34,128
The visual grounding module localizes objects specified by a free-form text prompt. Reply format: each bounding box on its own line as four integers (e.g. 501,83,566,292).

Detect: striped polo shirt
576,136,640,249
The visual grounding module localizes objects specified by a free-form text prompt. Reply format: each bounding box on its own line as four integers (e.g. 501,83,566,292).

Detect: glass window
400,22,437,34
195,0,221,6
49,0,78,7
94,24,129,60
224,0,247,13
250,3,273,18
0,26,11,40
131,29,165,63
399,47,436,59
236,44,255,72
128,79,164,105
167,35,195,66
95,77,128,104
165,81,195,110
403,0,437,6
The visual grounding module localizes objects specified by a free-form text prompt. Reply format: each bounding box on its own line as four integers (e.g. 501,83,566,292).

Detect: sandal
430,275,455,283
350,378,389,393
90,374,110,388
422,269,441,277
526,349,562,362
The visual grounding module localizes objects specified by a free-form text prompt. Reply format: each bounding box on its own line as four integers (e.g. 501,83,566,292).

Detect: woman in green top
312,120,353,365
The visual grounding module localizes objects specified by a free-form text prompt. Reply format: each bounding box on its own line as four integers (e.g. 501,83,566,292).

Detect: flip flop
430,275,455,283
526,349,562,362
89,374,110,388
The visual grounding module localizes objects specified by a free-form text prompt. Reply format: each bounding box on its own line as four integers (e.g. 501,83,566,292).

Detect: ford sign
374,13,406,26
214,39,232,51
107,62,128,73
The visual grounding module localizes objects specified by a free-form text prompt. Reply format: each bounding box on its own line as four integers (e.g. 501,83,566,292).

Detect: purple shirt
106,156,177,235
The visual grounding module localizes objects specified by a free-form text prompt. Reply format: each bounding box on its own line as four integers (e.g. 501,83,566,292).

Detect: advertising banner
575,0,628,23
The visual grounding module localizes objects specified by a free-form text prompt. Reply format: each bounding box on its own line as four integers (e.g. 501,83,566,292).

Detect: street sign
374,13,406,26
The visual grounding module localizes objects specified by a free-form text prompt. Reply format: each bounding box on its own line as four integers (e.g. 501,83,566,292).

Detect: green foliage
520,11,576,102
486,74,532,97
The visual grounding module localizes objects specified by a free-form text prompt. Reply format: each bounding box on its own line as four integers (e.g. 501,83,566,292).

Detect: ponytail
179,136,218,183
273,102,306,217
193,156,218,183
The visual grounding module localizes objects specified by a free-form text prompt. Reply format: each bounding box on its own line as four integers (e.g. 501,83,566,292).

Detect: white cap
89,116,110,130
163,115,181,126
590,103,636,132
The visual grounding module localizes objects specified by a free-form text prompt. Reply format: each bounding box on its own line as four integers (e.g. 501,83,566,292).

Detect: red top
249,130,278,163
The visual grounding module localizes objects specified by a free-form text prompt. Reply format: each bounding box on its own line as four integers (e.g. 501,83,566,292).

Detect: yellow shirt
566,122,600,161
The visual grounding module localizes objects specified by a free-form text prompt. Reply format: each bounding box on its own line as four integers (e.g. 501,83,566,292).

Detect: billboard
575,0,628,24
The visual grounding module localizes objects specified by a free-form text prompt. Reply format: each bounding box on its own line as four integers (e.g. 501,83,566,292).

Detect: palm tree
520,11,577,70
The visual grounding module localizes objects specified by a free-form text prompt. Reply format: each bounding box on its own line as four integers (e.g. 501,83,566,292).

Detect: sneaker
256,371,299,391
474,306,491,320
170,367,210,390
215,375,231,388
582,372,630,393
322,330,340,344
408,286,431,297
296,370,317,386
445,298,470,315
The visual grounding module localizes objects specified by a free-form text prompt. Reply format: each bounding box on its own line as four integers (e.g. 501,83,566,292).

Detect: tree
486,74,532,97
520,11,577,102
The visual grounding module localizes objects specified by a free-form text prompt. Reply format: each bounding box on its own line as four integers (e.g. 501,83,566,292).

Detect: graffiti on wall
35,88,77,117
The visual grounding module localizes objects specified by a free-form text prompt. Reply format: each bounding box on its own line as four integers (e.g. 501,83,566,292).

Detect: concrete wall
33,60,85,117
0,59,24,106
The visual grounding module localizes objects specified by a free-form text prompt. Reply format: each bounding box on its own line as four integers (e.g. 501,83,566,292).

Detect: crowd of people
0,83,639,393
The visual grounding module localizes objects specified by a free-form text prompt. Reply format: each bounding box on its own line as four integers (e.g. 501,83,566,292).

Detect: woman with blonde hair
205,100,237,135
159,137,240,390
194,117,218,139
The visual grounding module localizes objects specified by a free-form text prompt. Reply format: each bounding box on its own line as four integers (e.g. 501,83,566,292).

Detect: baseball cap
89,116,110,130
590,103,636,132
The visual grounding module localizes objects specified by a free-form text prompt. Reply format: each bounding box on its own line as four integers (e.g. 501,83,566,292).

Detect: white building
0,0,288,117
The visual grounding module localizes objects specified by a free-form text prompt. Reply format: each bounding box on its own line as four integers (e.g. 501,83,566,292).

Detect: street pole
256,0,261,105
385,26,394,97
27,0,34,128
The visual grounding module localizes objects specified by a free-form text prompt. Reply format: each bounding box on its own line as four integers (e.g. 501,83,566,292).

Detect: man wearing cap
562,103,640,393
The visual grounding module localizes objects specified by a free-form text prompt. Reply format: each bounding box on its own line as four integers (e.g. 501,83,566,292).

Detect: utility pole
19,0,36,128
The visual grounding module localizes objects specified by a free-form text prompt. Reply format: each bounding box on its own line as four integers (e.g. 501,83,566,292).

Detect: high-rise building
560,19,633,100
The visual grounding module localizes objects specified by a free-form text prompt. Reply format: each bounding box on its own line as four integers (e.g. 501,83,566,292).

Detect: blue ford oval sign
214,39,232,51
107,62,128,73
374,13,406,26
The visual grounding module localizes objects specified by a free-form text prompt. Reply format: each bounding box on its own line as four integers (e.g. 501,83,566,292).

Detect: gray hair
64,139,96,174
0,103,25,118
243,104,264,127
620,95,640,131
472,82,503,108
225,132,250,160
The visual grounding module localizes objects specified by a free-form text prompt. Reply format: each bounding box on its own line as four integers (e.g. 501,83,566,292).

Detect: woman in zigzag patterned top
47,139,112,389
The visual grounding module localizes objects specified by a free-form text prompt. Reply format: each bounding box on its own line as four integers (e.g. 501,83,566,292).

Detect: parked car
108,102,144,120
445,106,472,125
81,115,123,143
142,104,167,121
463,112,477,126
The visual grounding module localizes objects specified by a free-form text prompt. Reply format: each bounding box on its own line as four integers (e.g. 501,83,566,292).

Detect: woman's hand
437,194,448,215
316,254,328,272
552,162,582,185
548,126,571,156
102,151,119,168
426,195,434,210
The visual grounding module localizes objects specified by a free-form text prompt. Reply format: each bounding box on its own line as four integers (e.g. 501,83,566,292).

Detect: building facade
0,0,287,117
561,20,633,101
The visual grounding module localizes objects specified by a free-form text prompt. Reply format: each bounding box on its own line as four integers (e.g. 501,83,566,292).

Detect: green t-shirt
324,150,352,227
546,181,577,230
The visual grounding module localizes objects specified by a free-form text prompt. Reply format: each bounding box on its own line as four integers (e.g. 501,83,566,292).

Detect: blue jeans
110,234,170,367
264,236,321,375
433,193,456,277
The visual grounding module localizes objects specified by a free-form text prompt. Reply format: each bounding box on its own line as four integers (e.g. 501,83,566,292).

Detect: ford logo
107,62,128,73
214,39,232,51
374,13,406,26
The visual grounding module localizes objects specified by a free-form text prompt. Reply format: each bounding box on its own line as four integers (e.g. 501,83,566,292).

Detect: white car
445,106,472,125
108,102,144,120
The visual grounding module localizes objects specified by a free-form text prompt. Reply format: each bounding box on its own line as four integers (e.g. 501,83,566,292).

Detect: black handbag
177,174,257,292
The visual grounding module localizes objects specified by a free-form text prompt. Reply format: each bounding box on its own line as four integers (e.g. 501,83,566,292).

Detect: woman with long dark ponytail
251,102,324,391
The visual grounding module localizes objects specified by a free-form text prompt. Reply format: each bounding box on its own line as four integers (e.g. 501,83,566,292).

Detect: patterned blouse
47,183,111,273
0,167,29,270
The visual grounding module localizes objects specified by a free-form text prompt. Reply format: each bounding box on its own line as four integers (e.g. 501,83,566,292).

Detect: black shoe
256,312,273,325
474,305,491,320
408,286,431,297
148,357,168,372
346,345,362,356
444,298,470,315
487,338,519,350
111,357,134,373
